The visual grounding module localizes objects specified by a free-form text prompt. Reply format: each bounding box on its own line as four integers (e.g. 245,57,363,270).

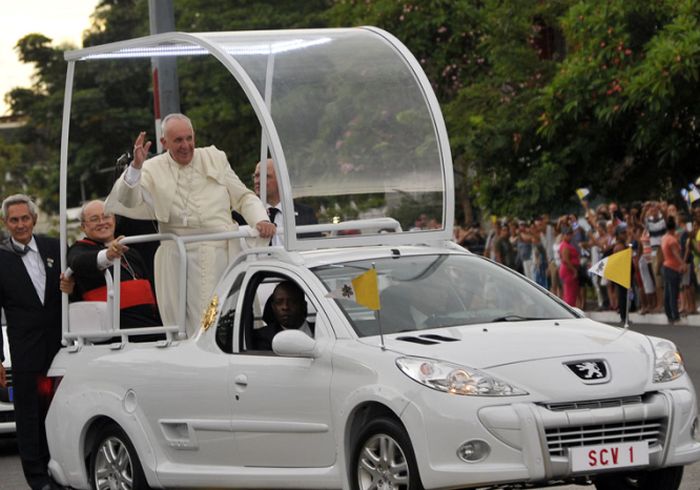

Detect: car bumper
402,388,700,489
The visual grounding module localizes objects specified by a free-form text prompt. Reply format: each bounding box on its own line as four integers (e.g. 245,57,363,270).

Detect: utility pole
148,0,180,152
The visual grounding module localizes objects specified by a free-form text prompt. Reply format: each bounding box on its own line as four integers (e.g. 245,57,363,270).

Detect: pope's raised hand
132,131,152,169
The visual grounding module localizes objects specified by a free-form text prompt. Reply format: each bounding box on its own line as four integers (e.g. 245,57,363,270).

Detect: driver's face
271,287,305,329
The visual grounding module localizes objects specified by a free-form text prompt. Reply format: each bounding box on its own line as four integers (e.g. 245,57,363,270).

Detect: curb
585,311,700,326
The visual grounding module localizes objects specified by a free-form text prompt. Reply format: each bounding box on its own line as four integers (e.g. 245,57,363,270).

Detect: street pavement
0,321,699,489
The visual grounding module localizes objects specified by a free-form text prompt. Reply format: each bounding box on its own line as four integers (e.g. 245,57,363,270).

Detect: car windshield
314,254,576,337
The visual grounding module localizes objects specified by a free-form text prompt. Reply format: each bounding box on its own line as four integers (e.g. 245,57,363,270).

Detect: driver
252,281,313,350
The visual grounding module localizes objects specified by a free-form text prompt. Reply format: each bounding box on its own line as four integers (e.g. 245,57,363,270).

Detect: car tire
593,465,683,490
351,416,423,490
89,423,149,490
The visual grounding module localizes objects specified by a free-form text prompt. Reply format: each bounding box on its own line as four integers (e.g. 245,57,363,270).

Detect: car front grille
543,395,643,412
545,418,664,457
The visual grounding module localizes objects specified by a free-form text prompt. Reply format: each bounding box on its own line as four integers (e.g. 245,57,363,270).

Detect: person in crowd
494,222,516,269
549,218,563,298
105,113,275,335
661,215,685,323
68,200,160,330
589,219,610,311
251,281,313,350
483,219,501,260
0,194,65,490
611,224,631,323
677,212,696,316
515,220,534,280
232,158,319,245
558,225,580,307
410,213,428,231
531,222,548,288
459,222,486,255
643,201,667,311
637,224,657,313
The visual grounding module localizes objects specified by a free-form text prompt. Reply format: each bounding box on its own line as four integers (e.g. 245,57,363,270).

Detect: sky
2,0,99,116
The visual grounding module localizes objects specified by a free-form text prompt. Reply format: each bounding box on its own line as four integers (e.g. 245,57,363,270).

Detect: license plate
570,441,649,472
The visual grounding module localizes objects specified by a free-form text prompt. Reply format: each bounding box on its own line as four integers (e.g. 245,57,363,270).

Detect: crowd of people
454,200,699,325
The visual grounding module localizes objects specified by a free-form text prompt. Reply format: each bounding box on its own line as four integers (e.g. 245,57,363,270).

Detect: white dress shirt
13,236,46,304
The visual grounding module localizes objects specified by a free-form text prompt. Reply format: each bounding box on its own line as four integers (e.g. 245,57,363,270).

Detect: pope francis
105,113,276,336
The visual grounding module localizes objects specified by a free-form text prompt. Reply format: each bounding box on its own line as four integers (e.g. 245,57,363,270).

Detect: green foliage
5,0,700,218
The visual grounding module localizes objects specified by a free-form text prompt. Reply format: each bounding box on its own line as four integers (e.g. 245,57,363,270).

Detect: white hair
1,194,38,219
161,113,193,136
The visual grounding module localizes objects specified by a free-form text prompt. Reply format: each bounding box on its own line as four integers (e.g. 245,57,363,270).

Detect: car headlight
652,340,685,383
396,357,528,396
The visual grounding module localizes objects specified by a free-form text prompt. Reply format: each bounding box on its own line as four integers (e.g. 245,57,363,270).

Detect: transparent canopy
62,28,453,250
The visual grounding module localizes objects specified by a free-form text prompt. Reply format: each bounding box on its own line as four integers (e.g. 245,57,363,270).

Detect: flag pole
372,263,386,350
624,243,632,329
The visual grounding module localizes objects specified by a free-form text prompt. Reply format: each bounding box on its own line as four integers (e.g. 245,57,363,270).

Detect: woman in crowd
558,225,580,307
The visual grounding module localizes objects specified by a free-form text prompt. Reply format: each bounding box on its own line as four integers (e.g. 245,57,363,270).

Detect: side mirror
272,329,318,358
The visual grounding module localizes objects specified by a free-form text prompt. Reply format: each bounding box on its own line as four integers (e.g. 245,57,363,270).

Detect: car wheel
351,417,423,490
89,423,149,490
593,466,683,490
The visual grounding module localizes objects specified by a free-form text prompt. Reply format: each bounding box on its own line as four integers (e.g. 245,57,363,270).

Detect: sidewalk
585,310,700,326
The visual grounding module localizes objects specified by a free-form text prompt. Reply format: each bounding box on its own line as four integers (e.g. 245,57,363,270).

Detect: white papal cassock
105,146,268,336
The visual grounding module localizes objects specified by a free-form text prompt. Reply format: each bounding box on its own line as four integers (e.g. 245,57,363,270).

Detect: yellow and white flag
589,248,632,289
326,268,381,310
575,187,591,201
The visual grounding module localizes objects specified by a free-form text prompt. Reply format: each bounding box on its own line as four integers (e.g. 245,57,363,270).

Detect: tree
540,0,700,200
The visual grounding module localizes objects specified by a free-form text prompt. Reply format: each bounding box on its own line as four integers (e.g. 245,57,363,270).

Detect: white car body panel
45,246,700,489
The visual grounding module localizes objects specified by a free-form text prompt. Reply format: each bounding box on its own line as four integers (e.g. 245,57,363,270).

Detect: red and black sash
77,239,156,309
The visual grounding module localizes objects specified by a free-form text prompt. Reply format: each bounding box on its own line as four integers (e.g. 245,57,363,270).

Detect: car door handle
234,374,248,387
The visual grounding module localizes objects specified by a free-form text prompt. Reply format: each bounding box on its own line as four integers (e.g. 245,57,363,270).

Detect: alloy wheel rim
94,436,134,490
357,433,409,490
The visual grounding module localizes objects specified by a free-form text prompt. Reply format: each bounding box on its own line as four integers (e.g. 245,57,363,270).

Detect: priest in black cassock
68,200,160,329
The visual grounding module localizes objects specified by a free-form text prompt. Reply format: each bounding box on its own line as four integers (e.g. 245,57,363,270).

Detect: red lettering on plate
588,450,597,466
599,449,608,465
611,447,619,464
629,446,634,463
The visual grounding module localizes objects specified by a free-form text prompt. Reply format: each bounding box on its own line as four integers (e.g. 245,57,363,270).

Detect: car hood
375,318,647,365
366,318,656,399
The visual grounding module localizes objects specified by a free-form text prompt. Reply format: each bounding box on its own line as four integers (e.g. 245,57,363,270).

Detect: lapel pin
47,258,54,268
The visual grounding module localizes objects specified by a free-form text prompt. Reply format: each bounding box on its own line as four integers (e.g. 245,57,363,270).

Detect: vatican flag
589,248,632,289
575,187,591,201
326,268,381,310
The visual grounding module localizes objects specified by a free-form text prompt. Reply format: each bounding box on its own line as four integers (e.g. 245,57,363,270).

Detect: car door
227,268,336,468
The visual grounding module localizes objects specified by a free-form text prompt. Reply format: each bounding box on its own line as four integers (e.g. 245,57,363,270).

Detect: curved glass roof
62,28,453,250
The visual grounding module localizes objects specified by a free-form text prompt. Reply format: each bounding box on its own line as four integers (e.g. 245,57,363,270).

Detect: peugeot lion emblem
564,360,610,384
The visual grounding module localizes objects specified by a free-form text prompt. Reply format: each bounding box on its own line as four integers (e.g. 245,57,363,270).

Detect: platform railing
61,217,402,348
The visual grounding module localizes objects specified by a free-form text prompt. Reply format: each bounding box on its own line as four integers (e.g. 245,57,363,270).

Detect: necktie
12,242,30,256
267,208,280,245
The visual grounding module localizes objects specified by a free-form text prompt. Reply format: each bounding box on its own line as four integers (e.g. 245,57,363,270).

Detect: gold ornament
201,295,219,332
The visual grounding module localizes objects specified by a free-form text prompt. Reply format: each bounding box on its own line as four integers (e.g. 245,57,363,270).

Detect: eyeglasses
83,214,113,225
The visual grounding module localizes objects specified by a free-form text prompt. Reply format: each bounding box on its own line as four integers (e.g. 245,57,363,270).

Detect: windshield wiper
489,315,554,322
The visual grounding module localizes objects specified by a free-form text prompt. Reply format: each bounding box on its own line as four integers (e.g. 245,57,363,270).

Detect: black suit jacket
0,235,62,373
232,202,320,237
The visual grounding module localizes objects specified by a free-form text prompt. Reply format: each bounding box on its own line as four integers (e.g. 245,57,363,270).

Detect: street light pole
148,0,180,152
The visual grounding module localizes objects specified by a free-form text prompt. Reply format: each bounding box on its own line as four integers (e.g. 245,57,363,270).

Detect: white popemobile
46,28,700,490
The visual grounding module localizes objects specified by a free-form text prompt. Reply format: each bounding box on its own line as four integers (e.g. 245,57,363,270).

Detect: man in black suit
252,281,314,350
0,194,63,490
68,200,160,330
232,159,319,244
